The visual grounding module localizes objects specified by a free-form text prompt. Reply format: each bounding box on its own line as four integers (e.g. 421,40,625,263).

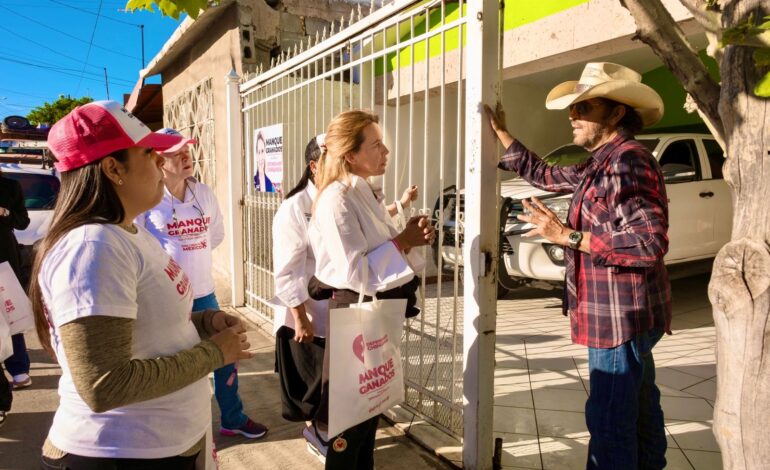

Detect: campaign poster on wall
253,124,283,193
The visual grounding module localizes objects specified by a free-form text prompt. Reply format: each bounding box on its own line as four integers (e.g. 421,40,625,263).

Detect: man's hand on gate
484,103,507,134
483,103,515,149
517,197,569,246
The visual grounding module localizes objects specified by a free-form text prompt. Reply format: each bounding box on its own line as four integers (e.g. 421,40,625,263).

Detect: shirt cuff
275,286,310,309
200,339,225,369
498,140,526,171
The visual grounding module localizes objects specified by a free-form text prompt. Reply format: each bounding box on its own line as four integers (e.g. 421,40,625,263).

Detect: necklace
119,223,138,234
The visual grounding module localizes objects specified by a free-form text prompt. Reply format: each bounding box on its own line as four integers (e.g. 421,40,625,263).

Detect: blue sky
0,0,183,118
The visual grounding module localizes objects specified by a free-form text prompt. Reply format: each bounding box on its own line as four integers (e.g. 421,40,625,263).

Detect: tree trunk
619,0,770,468
708,3,770,468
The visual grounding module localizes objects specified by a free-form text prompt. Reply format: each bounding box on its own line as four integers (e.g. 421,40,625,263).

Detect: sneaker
219,418,268,439
0,411,6,427
12,374,31,390
302,425,328,464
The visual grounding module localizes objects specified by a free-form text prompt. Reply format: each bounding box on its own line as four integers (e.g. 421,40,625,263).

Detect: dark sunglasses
569,101,603,117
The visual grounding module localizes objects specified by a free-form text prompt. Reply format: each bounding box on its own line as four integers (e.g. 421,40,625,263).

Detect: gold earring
118,179,124,185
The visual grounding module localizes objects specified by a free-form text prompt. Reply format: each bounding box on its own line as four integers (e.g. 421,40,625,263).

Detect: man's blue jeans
586,329,667,470
192,293,248,430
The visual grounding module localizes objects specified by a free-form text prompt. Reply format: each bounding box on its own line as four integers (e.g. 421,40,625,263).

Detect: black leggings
40,452,198,470
0,364,11,412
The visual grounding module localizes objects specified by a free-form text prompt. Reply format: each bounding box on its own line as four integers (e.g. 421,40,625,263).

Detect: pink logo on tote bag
353,334,365,364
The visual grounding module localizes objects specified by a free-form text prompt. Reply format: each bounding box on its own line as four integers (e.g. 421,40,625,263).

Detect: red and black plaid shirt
499,133,672,348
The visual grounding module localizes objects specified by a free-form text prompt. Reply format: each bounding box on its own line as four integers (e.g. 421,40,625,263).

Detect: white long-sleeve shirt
137,178,225,299
309,175,414,297
271,182,327,337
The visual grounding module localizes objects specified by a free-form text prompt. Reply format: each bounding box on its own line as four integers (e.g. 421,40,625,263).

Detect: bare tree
619,0,770,468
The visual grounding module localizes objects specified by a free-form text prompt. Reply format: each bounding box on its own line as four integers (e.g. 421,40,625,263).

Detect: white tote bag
0,307,13,362
327,260,407,438
0,261,34,335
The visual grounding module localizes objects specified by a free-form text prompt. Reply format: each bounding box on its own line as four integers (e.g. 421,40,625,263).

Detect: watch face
569,231,582,247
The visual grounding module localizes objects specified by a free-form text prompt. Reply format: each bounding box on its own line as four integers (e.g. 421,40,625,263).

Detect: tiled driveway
493,273,720,469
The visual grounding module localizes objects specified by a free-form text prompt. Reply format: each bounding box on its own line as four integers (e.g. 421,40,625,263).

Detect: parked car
433,133,730,294
1,160,60,286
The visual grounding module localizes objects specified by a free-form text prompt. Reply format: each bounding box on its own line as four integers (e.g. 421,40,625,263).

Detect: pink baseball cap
47,100,190,172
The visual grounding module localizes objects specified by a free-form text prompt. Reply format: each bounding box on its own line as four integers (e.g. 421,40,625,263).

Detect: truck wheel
497,198,528,298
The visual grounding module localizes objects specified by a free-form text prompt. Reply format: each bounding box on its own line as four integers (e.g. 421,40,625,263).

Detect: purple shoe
303,425,328,464
220,418,268,439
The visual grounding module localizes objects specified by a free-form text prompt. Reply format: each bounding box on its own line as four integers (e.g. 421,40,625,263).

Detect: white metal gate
239,1,500,461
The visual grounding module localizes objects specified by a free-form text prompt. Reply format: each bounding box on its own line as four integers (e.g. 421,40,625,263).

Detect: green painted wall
503,0,589,30
369,1,717,133
377,0,589,74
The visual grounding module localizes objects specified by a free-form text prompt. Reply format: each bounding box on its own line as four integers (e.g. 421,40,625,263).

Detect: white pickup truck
433,133,731,293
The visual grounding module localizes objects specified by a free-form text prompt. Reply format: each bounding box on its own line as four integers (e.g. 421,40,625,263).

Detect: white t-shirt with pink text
138,178,225,299
39,223,211,459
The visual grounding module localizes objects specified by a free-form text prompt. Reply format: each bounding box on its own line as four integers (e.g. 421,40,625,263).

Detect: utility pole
104,68,110,99
140,24,145,68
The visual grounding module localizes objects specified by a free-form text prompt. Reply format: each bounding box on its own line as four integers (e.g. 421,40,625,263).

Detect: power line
1,49,101,76
0,4,140,61
0,53,133,84
0,55,135,87
47,0,141,26
0,87,51,101
0,24,136,83
75,0,104,95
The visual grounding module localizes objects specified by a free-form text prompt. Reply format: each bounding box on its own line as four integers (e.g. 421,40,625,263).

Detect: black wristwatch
567,231,583,250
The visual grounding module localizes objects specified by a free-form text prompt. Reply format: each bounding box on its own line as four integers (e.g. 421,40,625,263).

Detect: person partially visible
308,110,434,469
254,131,275,192
0,343,10,426
0,168,32,393
30,101,251,468
138,127,268,441
272,134,330,461
485,62,671,469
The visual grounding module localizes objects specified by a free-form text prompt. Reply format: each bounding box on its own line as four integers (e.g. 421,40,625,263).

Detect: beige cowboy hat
545,62,664,127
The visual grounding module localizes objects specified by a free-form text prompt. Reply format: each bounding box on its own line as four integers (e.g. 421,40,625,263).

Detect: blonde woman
308,110,434,469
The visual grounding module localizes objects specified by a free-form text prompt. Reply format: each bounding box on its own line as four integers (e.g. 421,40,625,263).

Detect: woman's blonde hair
314,109,380,201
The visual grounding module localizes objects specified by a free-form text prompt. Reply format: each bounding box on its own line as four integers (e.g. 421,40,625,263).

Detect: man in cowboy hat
486,62,671,469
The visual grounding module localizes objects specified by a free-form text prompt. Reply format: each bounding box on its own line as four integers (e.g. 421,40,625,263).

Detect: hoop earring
118,179,124,185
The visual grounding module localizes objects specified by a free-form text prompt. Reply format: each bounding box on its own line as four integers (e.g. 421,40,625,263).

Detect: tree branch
677,0,723,35
677,0,725,62
619,0,725,143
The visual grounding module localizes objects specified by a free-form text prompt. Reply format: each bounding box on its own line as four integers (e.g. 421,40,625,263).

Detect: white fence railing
238,1,500,464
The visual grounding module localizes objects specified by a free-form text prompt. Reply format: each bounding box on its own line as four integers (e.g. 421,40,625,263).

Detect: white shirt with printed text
137,178,225,299
39,223,211,459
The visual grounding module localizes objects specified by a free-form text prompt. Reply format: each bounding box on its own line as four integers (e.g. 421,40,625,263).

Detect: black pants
325,415,379,470
275,326,326,422
40,453,198,470
0,364,11,412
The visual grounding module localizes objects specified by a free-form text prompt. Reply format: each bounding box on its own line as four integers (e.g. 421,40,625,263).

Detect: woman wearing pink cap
29,100,251,468
138,127,267,441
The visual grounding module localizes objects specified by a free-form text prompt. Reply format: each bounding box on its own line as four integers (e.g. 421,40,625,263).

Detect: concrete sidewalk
0,317,451,469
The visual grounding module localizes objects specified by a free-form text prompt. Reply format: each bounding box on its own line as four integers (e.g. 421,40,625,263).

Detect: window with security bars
163,78,216,188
